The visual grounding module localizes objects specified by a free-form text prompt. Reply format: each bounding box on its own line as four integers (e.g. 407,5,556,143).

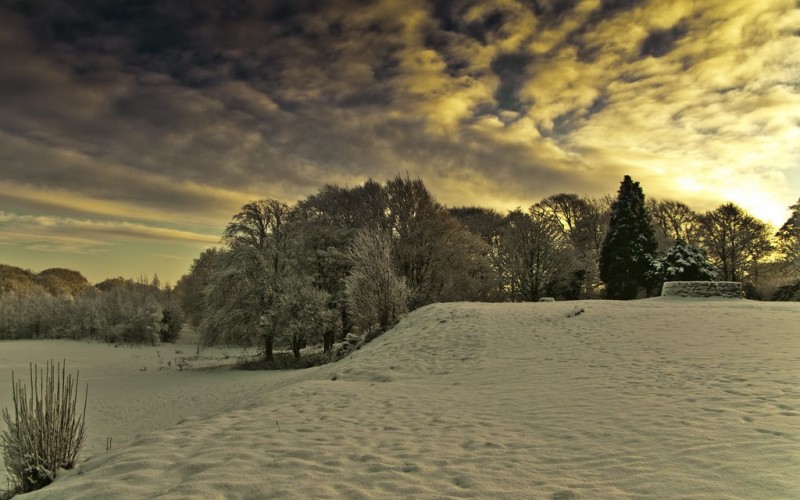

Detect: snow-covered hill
6,298,799,498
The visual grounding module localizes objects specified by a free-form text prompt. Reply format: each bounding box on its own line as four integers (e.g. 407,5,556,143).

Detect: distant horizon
1,174,793,286
1,1,797,286
0,260,191,288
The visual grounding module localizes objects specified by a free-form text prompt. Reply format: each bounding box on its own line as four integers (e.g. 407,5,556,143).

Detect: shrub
648,239,718,292
773,279,800,301
1,361,88,495
235,351,333,370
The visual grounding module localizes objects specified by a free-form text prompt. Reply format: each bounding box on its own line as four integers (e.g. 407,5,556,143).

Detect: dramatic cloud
0,211,217,252
0,0,798,282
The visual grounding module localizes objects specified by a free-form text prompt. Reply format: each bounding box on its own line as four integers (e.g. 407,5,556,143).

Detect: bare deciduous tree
776,198,800,279
496,208,577,301
534,193,593,235
647,198,699,248
697,203,774,283
385,175,491,307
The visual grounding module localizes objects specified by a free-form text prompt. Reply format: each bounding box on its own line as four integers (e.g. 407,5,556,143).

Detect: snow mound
15,299,800,498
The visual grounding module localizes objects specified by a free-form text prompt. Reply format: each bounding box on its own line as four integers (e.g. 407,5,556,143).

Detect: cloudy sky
0,0,798,285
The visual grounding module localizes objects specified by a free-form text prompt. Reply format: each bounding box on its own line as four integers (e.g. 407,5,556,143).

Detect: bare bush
1,361,87,495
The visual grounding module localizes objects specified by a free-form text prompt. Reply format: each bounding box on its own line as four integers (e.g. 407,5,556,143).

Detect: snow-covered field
2,298,799,498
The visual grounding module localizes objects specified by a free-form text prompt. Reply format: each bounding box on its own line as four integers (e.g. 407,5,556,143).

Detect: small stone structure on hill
661,281,742,298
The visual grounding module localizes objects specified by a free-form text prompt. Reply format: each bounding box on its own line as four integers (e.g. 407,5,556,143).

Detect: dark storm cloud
640,21,689,58
0,0,383,215
11,1,196,63
528,0,580,20
430,0,466,32
598,0,643,13
491,52,534,112
424,31,471,77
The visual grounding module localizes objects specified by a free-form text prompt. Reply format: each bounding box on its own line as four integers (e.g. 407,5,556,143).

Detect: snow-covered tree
202,199,294,358
649,240,718,287
345,229,409,334
264,276,335,360
200,247,270,348
175,247,221,326
385,175,491,307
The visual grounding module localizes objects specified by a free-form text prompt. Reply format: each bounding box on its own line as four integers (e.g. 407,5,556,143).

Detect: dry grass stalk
1,360,87,494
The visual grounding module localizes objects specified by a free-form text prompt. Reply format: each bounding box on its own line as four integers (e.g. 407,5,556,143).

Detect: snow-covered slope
7,298,800,498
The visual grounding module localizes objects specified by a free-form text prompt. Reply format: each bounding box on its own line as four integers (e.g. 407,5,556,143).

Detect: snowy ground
1,298,799,498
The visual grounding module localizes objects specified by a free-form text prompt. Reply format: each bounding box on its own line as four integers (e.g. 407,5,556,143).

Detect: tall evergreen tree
599,175,658,299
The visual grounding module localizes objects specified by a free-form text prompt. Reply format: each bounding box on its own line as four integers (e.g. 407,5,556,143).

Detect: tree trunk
264,334,274,361
323,329,334,353
340,306,350,339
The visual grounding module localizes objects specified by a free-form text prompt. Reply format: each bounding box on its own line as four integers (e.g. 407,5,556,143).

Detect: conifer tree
648,239,718,287
599,175,658,299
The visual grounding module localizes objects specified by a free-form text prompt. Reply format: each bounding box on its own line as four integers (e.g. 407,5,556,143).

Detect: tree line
175,174,799,360
0,268,182,343
1,174,797,351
